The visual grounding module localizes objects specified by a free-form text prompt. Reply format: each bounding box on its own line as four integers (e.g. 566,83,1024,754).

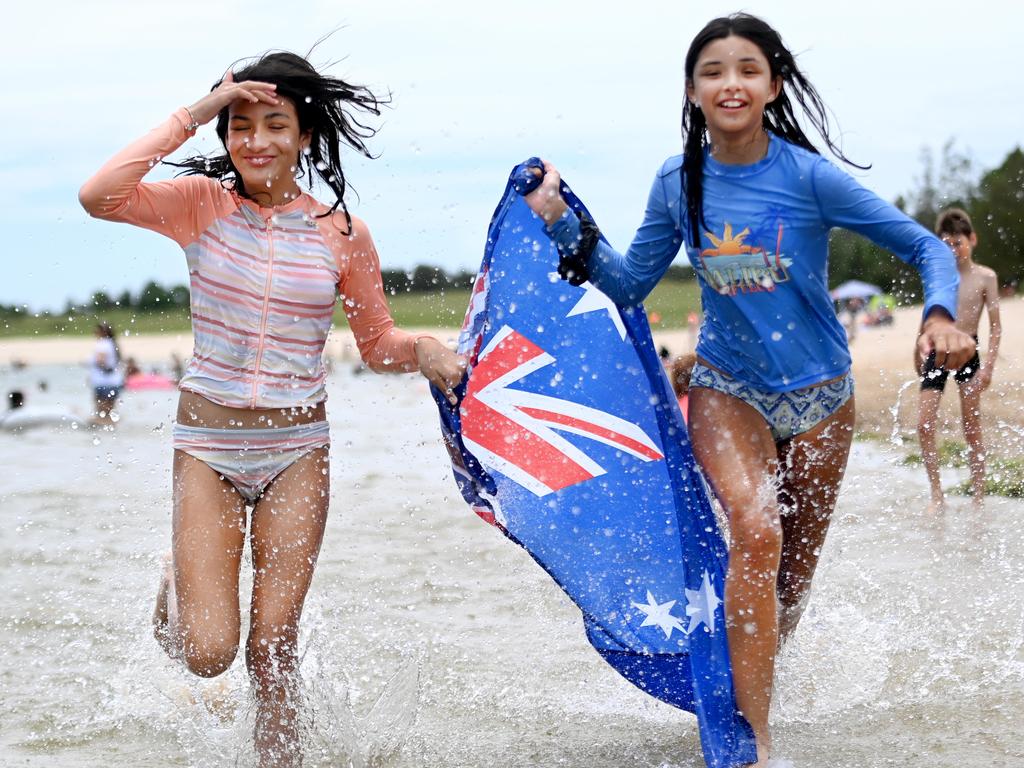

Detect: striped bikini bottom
689,363,854,442
172,421,331,503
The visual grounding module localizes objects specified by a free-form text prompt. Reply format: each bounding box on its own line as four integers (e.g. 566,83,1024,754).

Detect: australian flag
432,159,756,767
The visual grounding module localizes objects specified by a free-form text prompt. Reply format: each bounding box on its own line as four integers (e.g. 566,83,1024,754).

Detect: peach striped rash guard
79,108,432,410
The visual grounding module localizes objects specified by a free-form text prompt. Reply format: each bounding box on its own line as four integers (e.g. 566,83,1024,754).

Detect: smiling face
686,34,781,143
226,96,310,205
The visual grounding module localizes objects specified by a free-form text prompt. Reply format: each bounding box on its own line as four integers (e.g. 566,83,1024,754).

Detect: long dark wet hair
170,50,386,233
681,14,866,247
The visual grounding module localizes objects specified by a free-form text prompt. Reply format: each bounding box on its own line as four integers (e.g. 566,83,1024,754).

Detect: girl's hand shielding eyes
187,71,280,126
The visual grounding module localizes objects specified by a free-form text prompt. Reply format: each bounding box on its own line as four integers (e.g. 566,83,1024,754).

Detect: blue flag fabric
432,160,756,767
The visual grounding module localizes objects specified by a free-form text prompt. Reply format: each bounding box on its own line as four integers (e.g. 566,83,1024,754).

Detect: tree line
829,142,1023,301
0,265,698,319
0,281,192,318
3,142,1017,319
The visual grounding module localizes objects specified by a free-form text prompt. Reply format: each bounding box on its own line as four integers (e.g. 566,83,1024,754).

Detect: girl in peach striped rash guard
79,51,464,767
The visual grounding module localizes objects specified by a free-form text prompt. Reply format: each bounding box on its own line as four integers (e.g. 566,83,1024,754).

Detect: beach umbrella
830,279,882,301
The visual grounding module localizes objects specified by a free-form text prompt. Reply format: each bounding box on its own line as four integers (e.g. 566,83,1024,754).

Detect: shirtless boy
917,208,1002,512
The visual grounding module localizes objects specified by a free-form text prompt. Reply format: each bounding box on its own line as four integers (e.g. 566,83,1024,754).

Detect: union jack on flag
432,159,756,767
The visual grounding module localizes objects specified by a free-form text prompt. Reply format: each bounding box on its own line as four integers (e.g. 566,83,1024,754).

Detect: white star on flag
684,569,722,635
557,276,627,341
631,590,685,639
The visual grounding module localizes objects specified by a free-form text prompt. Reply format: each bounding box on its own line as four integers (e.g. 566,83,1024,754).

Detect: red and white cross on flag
460,325,664,497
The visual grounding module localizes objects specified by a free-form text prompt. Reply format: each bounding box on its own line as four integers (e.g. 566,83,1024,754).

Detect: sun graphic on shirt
701,222,755,257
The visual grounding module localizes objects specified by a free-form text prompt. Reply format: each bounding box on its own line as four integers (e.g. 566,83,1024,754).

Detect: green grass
379,289,471,327
2,279,704,338
0,291,471,339
1,308,192,338
900,438,1021,498
950,458,1024,498
901,439,968,468
642,280,703,329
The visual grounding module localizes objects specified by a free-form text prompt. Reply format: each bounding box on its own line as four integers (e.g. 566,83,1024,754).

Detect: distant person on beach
917,208,1002,512
0,390,25,429
79,51,464,767
523,13,976,764
1,387,84,432
89,322,124,427
865,294,895,326
841,296,865,342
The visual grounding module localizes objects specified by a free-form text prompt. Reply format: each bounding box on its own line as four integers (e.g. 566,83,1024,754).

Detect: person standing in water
89,322,124,427
917,208,1001,512
523,14,975,765
79,51,463,767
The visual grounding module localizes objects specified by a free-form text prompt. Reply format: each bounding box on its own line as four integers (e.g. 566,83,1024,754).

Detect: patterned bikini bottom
689,363,854,442
172,421,330,503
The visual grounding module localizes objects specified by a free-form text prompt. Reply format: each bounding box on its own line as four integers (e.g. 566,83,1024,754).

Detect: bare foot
925,495,945,515
201,677,238,723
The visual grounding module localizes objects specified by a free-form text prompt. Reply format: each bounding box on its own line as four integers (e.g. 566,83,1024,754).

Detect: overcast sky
3,0,1021,310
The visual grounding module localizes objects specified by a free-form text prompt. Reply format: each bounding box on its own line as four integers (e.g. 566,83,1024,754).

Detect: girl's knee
183,639,239,678
730,505,783,564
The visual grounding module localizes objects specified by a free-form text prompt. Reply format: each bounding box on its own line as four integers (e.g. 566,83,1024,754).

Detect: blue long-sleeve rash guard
546,135,959,392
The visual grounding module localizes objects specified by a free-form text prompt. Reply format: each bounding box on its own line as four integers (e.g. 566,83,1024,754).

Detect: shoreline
3,299,1019,446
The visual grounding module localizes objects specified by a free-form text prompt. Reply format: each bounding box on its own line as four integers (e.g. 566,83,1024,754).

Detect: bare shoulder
970,263,1000,295
977,263,999,282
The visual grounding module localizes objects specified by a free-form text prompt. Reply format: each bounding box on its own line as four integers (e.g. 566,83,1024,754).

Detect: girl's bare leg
689,388,781,766
152,551,175,649
247,448,330,768
154,450,246,674
775,398,855,642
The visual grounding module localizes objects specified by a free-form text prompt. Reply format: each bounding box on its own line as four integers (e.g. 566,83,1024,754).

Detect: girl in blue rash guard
524,13,976,766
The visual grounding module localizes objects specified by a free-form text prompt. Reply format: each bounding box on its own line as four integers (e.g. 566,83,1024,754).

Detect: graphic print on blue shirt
693,219,792,295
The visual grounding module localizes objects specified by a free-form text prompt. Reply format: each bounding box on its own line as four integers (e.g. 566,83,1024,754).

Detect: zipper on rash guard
250,217,276,408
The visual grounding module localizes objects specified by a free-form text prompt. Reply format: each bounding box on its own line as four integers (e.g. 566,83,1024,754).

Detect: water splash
888,378,918,446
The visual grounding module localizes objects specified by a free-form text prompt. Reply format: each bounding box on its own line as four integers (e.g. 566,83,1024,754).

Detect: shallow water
1,364,1022,767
